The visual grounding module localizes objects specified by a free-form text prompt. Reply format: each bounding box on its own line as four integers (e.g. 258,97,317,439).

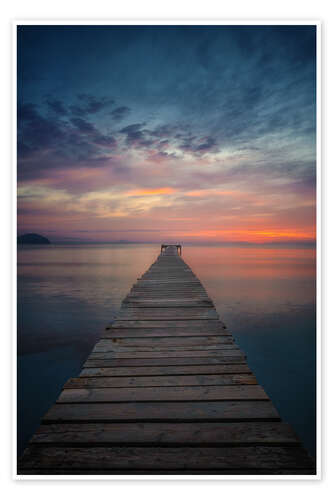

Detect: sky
17,25,316,245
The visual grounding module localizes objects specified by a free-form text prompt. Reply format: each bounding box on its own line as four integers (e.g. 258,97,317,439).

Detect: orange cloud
184,189,237,197
126,187,176,196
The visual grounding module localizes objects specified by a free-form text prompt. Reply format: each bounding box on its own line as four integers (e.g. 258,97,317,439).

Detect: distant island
17,233,51,245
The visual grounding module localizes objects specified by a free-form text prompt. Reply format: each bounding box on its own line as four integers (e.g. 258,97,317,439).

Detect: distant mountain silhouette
17,233,50,245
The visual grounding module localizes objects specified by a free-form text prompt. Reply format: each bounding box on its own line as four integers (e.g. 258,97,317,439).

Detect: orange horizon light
126,187,176,196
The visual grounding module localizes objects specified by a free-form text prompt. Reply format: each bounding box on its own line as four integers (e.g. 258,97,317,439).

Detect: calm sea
17,243,316,457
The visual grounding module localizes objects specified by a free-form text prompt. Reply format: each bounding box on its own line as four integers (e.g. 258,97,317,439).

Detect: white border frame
12,19,322,482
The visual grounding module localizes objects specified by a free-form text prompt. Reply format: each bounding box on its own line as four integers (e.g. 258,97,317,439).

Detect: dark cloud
18,103,40,122
176,134,217,154
70,94,114,116
92,132,117,148
70,117,96,133
46,99,67,115
70,117,116,147
119,122,155,147
18,103,67,151
17,99,118,181
149,124,175,138
195,136,216,152
110,106,131,121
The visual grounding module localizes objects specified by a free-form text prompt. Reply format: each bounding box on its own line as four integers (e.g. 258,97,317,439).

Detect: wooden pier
18,245,315,475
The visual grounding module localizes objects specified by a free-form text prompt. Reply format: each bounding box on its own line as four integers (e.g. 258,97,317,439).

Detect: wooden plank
18,468,316,475
83,356,246,367
132,283,203,288
122,301,214,308
19,446,314,471
111,320,227,329
43,400,281,423
100,335,234,346
92,343,237,352
116,308,219,320
79,364,252,377
137,278,200,282
88,349,243,359
64,374,258,389
57,385,269,403
127,288,206,292
31,422,298,445
103,326,231,337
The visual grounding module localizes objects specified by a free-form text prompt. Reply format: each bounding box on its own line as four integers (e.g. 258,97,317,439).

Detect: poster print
17,23,318,477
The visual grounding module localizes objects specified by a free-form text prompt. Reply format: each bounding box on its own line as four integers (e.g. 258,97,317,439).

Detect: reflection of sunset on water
184,246,316,279
17,243,316,457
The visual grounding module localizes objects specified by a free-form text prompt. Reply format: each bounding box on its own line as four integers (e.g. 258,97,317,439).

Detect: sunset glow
17,26,316,246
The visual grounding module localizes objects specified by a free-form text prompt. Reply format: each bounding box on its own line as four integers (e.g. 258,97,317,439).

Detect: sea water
17,243,316,458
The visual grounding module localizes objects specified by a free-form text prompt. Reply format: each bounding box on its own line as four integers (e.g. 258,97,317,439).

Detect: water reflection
17,244,316,458
185,246,316,458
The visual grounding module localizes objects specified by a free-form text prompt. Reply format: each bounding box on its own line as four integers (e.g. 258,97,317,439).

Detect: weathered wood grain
122,300,214,307
103,326,231,337
83,356,246,368
116,308,219,320
64,374,257,388
79,364,252,377
43,400,281,423
88,349,243,359
57,385,269,403
99,335,234,346
31,422,298,445
18,468,316,475
19,446,313,471
92,343,237,352
111,320,227,328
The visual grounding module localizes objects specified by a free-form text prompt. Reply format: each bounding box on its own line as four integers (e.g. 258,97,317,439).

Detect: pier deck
18,245,315,475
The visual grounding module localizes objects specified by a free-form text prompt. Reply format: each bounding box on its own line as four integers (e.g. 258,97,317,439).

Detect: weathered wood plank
19,446,313,471
110,320,227,328
43,400,281,423
83,356,246,367
92,343,237,352
57,385,269,403
64,374,258,389
122,300,214,308
116,308,219,320
103,326,231,337
18,468,316,475
88,349,243,359
31,422,298,445
79,364,252,377
100,335,234,346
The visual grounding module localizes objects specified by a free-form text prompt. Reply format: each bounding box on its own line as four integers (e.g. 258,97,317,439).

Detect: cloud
18,103,67,150
18,103,40,122
70,117,96,133
17,26,316,244
127,187,176,196
119,122,155,147
70,94,114,115
110,106,131,121
46,99,67,115
178,134,217,155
